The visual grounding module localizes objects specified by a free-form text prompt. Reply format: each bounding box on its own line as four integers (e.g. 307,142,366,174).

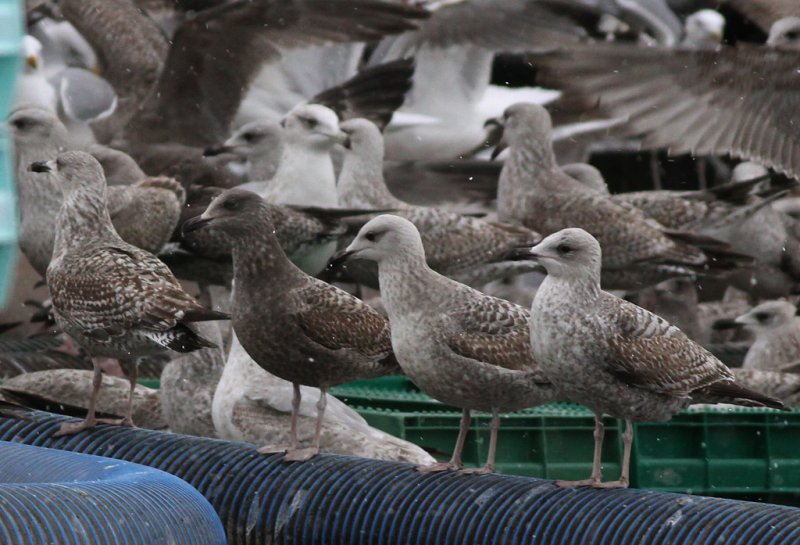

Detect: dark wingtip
165,324,219,353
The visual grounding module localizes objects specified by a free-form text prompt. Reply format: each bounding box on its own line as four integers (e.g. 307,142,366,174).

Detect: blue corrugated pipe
1,408,799,545
0,440,227,545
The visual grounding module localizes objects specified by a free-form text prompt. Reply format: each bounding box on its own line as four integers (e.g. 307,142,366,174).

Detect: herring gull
182,189,398,461
495,102,748,290
39,151,228,435
335,214,557,473
525,227,783,488
335,118,541,288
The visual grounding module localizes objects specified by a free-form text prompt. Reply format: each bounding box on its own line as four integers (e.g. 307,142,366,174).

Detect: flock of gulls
2,0,800,489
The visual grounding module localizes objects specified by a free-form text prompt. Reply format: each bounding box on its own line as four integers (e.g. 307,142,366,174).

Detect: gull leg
55,360,106,436
461,408,500,475
418,408,471,473
593,419,633,489
696,157,708,190
556,413,604,487
119,361,138,427
258,383,302,455
285,387,326,461
650,151,662,190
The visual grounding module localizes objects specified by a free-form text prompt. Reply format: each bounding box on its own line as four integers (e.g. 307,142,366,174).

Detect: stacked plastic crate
0,0,20,307
332,376,800,504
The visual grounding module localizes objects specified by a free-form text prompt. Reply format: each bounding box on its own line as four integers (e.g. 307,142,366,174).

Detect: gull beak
711,318,743,331
329,130,349,145
26,55,38,70
29,160,55,173
328,249,356,270
341,134,352,150
182,215,213,235
90,65,102,76
505,247,541,261
203,144,233,157
733,314,755,326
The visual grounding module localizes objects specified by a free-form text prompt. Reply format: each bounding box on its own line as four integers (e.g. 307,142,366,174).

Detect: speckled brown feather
605,295,734,394
445,296,541,374
48,243,220,336
293,283,393,358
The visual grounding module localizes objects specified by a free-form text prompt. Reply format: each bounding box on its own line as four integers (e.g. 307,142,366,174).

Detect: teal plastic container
0,0,21,308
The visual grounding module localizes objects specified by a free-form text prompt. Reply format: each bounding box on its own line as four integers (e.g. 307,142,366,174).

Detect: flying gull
495,102,747,290
56,0,427,183
525,227,783,488
182,189,398,461
530,17,800,180
335,118,541,287
367,0,588,161
38,151,228,435
335,215,557,473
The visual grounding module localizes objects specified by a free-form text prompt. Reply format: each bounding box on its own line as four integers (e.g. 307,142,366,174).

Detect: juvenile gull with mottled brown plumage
495,102,748,291
527,228,784,488
182,189,397,461
40,151,227,436
336,118,541,288
10,107,185,276
337,214,557,473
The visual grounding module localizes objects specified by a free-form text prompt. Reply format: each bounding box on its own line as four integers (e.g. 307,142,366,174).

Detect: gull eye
754,312,770,322
301,117,318,129
11,118,27,130
223,198,239,211
242,132,258,143
557,243,572,254
785,30,800,40
365,231,377,242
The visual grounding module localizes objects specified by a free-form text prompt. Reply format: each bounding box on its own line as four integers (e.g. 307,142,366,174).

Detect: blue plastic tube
0,440,226,545
1,408,799,545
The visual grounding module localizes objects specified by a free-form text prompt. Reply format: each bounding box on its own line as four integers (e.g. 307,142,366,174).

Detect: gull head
282,104,346,150
339,118,384,159
522,228,601,280
653,278,698,306
210,119,283,158
182,188,268,237
562,163,609,195
734,300,798,331
30,151,106,198
332,214,425,267
683,10,724,47
8,106,67,146
495,102,554,157
768,17,800,50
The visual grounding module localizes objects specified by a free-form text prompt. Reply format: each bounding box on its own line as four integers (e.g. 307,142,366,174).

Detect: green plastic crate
0,0,21,308
334,377,800,504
